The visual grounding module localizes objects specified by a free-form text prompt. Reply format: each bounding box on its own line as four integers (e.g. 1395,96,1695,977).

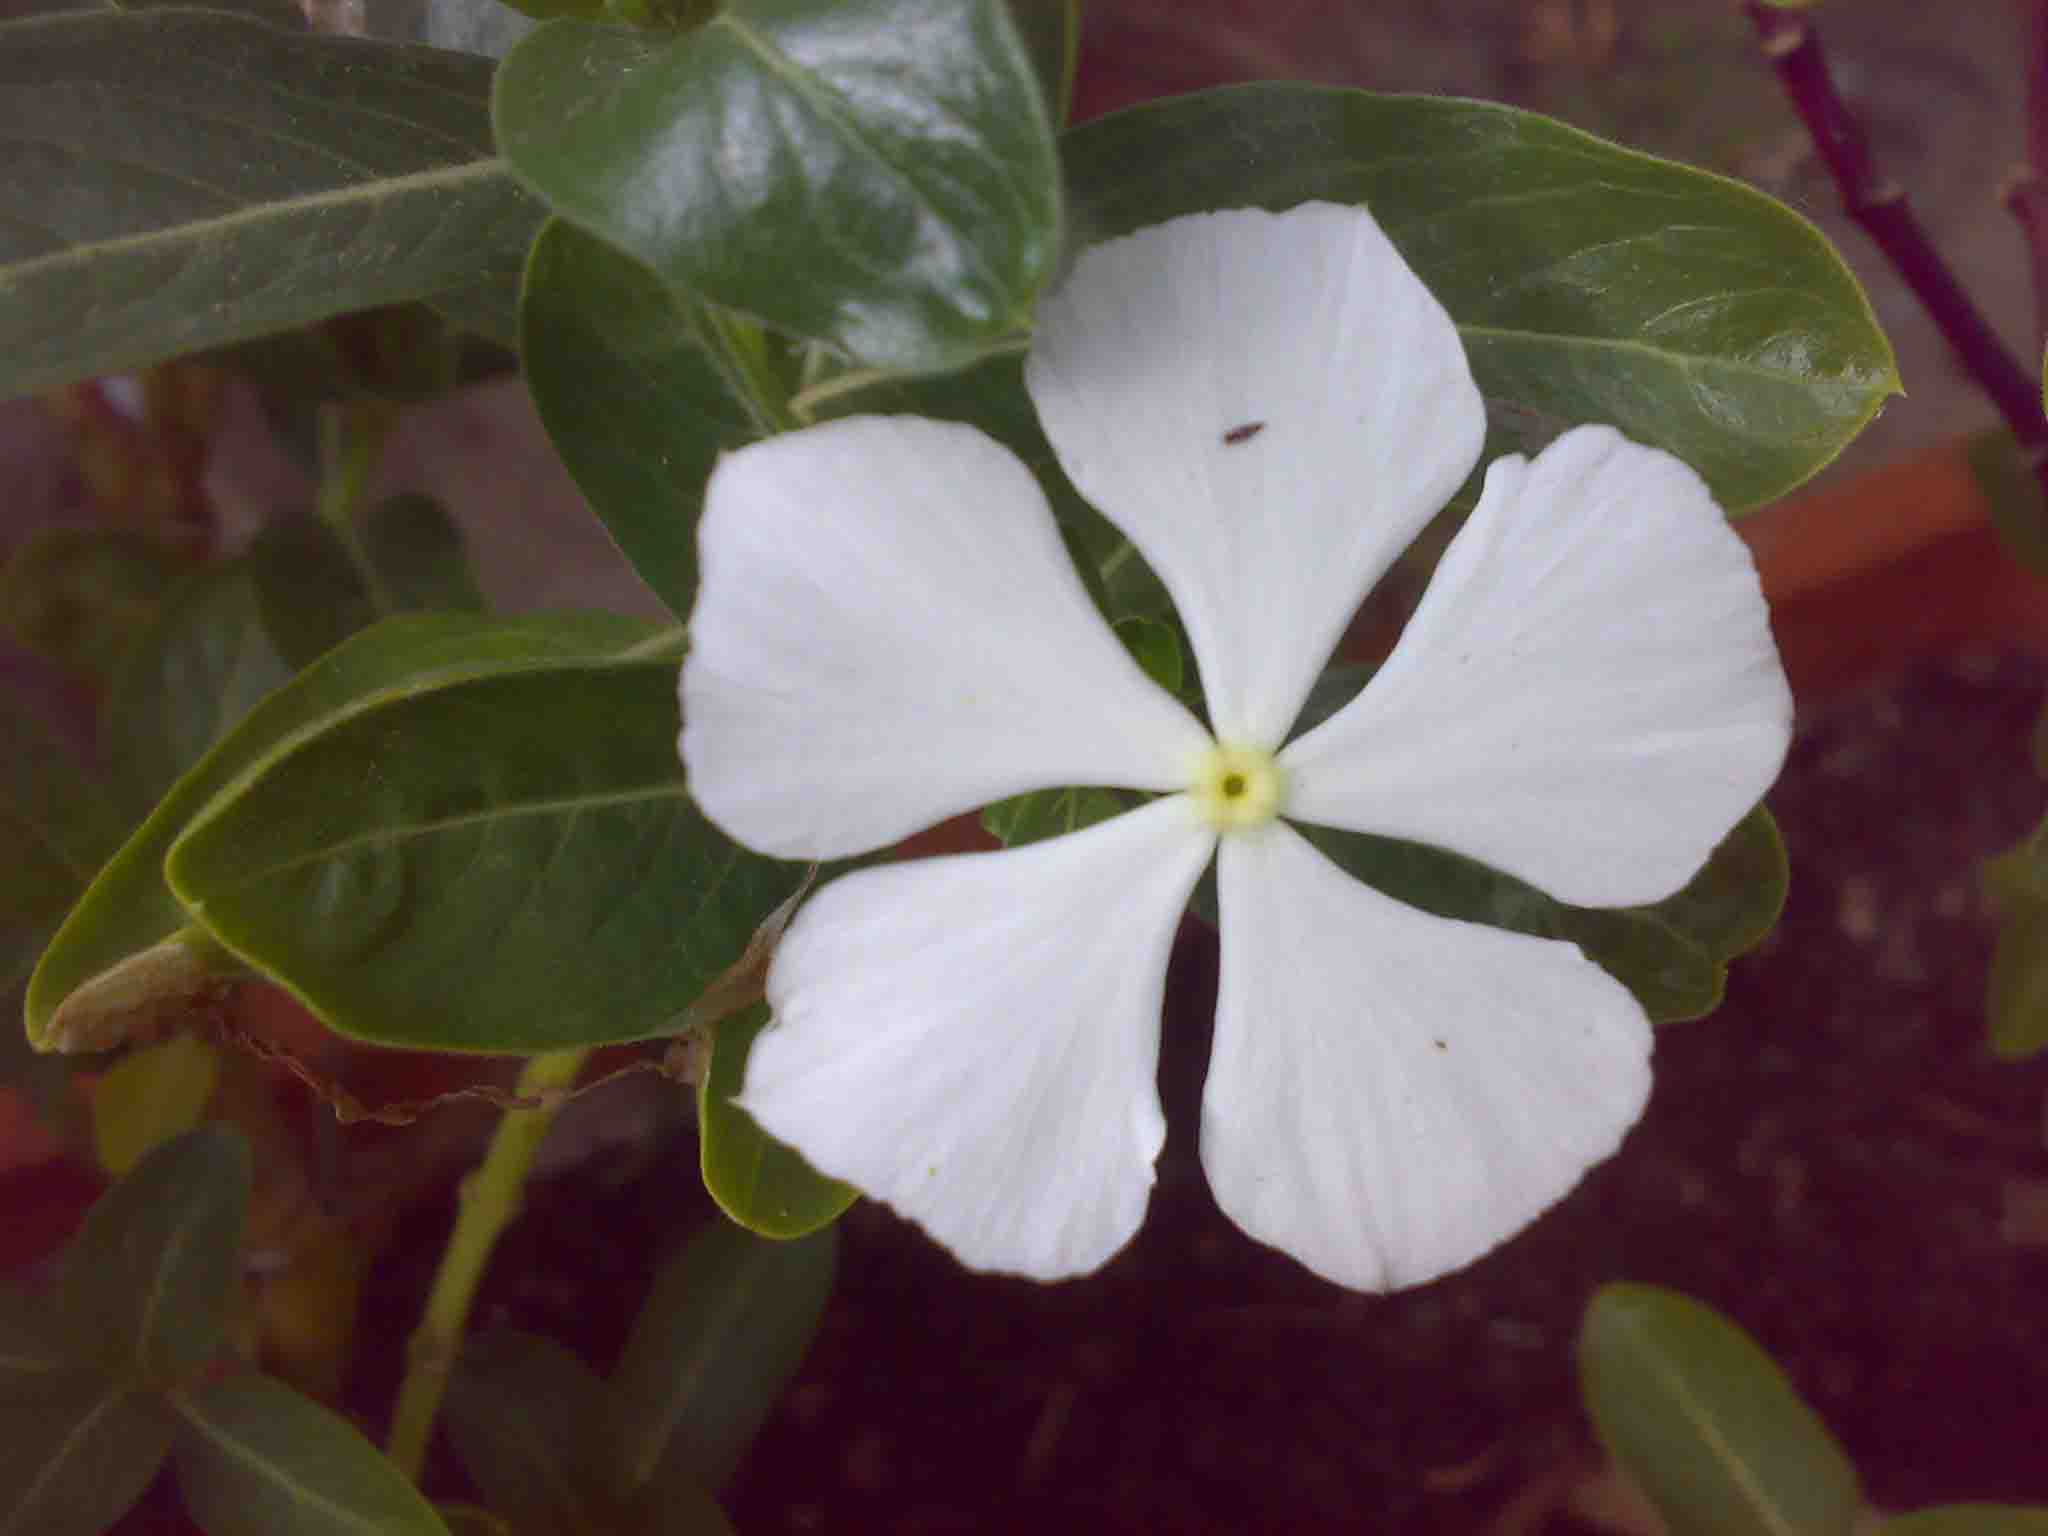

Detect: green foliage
57,1123,251,1380
1579,1284,1862,1536
1983,814,2048,1059
0,1365,177,1536
520,218,757,617
163,638,806,1052
1059,85,1898,515
700,1004,858,1238
982,786,1132,849
603,1223,836,1496
91,1032,220,1175
0,9,538,399
28,613,647,1051
172,1374,451,1536
495,0,1062,374
443,1330,614,1534
361,496,489,614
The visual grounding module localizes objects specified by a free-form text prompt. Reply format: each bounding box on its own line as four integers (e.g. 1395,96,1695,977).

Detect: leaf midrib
188,781,696,890
0,157,512,289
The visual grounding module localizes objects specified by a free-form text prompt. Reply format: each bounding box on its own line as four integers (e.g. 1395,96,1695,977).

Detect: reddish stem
1744,3,2047,461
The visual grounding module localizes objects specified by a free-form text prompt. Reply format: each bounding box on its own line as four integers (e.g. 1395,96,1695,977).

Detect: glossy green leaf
1579,1284,1860,1536
361,495,487,614
1883,1508,2048,1536
982,785,1130,850
59,1124,250,1382
602,1222,835,1496
700,1005,857,1239
0,528,194,687
0,1367,176,1536
1302,804,1786,1025
28,612,647,1051
442,1330,608,1534
1059,84,1897,513
164,647,806,1052
91,1033,220,1175
172,1374,449,1536
494,0,1062,373
0,9,540,400
520,218,755,617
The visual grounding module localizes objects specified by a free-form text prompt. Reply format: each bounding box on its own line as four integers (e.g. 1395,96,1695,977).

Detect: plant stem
2009,2,2048,362
385,1048,589,1481
695,304,800,436
1743,3,2048,465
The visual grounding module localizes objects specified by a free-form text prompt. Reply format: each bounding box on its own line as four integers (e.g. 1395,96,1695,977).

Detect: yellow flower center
1191,742,1285,831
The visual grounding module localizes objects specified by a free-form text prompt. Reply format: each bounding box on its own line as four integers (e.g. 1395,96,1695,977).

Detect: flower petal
1203,823,1651,1292
680,416,1212,859
1026,202,1485,747
1280,425,1793,908
740,797,1217,1280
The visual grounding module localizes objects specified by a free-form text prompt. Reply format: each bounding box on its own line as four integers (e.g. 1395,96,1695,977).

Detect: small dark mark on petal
1433,1039,1448,1051
1222,421,1265,446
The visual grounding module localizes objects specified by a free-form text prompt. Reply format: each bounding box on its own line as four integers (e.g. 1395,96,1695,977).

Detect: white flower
679,202,1791,1291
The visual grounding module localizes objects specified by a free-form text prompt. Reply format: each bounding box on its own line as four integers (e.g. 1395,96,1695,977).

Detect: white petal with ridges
1280,426,1792,907
740,797,1217,1280
1026,202,1485,747
1202,823,1652,1292
680,416,1212,860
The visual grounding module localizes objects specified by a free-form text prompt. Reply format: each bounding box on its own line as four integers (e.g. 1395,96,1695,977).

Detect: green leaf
1005,0,1077,126
700,1004,857,1239
28,614,647,1051
103,555,297,810
495,0,1062,373
442,1329,609,1534
1989,900,2048,1059
91,1033,220,1175
520,218,755,617
361,495,487,614
164,643,805,1052
0,1366,176,1536
1965,429,2048,579
1113,615,1184,696
1300,804,1786,1025
1059,85,1898,513
0,699,126,936
172,1373,449,1536
0,528,195,687
59,1124,251,1382
1579,1284,1861,1536
1883,1508,2048,1536
982,785,1131,850
602,1222,835,1496
1984,816,2048,1060
0,9,541,399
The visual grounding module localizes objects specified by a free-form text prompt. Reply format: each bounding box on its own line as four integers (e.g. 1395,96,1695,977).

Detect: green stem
385,1048,589,1481
315,400,400,612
